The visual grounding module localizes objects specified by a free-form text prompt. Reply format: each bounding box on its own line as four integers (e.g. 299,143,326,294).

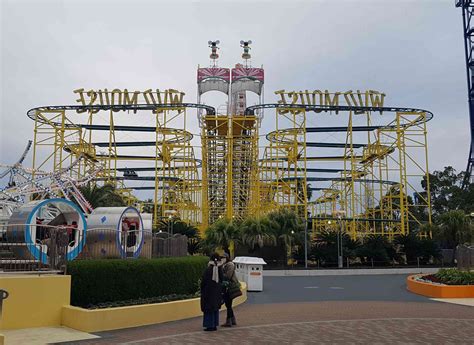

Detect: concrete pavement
57,274,474,344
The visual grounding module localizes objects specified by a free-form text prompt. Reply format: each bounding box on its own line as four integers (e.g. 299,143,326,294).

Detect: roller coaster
8,40,432,241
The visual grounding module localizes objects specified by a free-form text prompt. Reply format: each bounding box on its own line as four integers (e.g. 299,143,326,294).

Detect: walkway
59,275,474,344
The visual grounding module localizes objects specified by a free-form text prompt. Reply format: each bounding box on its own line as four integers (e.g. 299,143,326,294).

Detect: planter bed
62,282,247,333
407,274,474,298
84,293,199,309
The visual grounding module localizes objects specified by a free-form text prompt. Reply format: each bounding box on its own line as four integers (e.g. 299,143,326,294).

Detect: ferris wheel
0,141,100,217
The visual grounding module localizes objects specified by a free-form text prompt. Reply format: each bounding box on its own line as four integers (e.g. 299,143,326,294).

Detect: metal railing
1,224,154,273
0,223,188,273
1,223,74,273
77,227,152,260
264,258,452,270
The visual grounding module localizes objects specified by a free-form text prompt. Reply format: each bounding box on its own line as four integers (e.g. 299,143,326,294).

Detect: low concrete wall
62,282,247,333
265,267,441,277
407,274,474,298
0,275,70,330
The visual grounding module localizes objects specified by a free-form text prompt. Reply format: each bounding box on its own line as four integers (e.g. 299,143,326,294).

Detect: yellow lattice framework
29,88,432,240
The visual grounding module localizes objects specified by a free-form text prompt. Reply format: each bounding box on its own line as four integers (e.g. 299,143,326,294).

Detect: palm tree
436,210,472,263
141,198,154,214
437,210,472,249
78,183,126,208
267,208,305,261
394,232,421,264
419,222,440,240
240,216,276,252
356,234,398,265
172,220,199,238
312,230,359,265
204,218,240,255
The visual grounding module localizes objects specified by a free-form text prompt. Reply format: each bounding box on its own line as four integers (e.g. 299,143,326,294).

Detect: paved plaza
56,274,474,344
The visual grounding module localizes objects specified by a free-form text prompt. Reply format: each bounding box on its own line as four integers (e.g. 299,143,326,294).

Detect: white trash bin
233,256,267,291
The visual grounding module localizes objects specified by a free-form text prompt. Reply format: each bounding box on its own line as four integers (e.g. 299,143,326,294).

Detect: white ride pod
7,198,87,264
86,206,150,258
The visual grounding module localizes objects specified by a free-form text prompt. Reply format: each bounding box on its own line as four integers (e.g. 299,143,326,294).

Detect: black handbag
227,271,242,300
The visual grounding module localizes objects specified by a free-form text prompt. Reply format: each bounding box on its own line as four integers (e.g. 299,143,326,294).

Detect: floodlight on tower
208,40,220,66
240,40,252,66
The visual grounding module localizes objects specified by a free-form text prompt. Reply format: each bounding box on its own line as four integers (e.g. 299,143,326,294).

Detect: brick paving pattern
62,301,474,344
130,319,474,345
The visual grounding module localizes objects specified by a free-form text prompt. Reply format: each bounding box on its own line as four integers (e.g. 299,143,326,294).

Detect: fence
1,224,73,272
456,245,474,270
152,233,188,257
264,257,452,270
0,223,189,273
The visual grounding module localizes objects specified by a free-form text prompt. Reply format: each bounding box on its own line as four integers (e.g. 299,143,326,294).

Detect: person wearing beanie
200,253,223,331
221,252,241,327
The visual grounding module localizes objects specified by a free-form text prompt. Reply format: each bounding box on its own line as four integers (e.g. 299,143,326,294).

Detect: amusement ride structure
1,40,433,247
456,0,474,185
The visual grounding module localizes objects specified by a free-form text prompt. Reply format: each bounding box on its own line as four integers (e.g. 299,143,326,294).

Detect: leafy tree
203,218,240,255
78,183,126,208
240,216,276,252
421,166,474,219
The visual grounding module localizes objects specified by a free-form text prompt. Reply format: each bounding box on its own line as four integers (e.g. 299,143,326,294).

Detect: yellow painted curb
407,274,474,298
62,282,247,332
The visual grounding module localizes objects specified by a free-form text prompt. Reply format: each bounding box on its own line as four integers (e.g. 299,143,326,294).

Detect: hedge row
434,268,474,285
67,256,208,307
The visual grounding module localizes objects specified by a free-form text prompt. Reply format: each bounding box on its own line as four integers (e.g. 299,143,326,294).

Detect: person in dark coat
221,252,239,327
200,253,223,331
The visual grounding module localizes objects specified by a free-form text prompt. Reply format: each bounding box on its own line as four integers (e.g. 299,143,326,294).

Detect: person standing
221,252,241,327
200,253,223,331
57,223,70,270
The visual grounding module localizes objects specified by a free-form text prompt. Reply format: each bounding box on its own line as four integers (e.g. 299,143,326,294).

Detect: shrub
418,238,442,264
310,230,360,265
356,235,399,265
395,233,420,263
67,256,208,307
434,268,474,285
395,233,441,265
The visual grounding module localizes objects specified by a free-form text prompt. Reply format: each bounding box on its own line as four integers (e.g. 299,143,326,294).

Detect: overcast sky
0,0,469,195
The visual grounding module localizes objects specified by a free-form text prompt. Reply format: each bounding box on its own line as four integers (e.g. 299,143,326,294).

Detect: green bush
395,233,441,265
356,235,399,265
310,230,360,265
67,256,208,307
435,268,474,285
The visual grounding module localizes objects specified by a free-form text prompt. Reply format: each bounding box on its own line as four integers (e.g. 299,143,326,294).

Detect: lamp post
304,217,308,269
290,230,295,267
336,216,343,268
333,210,346,269
164,210,177,256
